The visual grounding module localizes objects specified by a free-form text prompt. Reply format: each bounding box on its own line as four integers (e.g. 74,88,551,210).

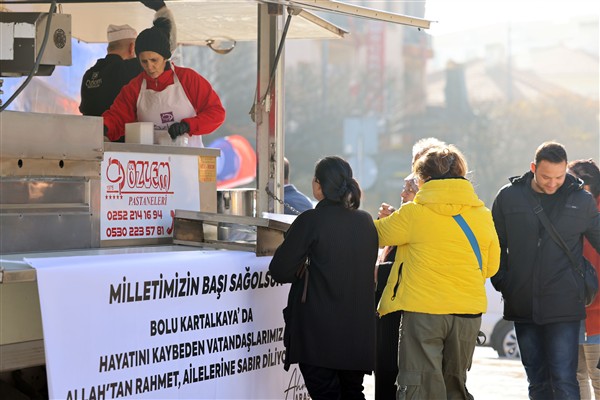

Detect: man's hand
140,0,166,11
168,121,190,139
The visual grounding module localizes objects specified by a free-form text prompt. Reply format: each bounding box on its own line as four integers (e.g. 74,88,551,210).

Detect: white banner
101,152,201,240
28,250,309,399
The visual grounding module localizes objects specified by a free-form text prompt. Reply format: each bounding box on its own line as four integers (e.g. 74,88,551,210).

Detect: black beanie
135,17,171,59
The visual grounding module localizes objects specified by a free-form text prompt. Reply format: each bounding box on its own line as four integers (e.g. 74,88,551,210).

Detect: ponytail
314,156,361,210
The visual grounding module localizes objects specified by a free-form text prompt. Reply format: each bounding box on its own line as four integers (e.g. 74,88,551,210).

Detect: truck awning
1,0,431,44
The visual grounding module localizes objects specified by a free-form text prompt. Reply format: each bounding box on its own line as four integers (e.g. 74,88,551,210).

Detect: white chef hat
107,24,137,42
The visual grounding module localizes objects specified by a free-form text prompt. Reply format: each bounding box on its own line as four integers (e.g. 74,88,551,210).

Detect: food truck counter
0,245,206,283
104,142,221,157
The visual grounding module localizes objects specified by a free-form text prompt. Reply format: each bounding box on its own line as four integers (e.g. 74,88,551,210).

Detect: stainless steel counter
104,142,221,157
0,245,210,283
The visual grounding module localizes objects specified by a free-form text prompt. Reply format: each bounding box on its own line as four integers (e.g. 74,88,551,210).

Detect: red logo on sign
106,157,172,195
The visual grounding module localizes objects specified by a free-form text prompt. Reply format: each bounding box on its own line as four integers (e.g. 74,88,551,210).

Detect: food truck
0,1,430,398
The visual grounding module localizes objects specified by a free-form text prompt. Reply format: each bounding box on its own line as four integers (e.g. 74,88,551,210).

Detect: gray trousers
396,311,480,400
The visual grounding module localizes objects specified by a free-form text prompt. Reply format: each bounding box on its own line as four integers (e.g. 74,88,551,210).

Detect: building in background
284,2,433,209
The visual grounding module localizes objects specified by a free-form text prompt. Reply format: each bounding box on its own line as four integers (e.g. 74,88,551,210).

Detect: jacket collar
141,62,173,85
414,178,483,216
509,170,584,194
105,53,124,61
315,198,343,209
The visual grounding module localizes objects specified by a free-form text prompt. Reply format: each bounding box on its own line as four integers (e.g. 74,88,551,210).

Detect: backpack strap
453,214,482,270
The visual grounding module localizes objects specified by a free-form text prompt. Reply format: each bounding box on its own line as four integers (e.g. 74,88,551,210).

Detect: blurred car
480,279,521,359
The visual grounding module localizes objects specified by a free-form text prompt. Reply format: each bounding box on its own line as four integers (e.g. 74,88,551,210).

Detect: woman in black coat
269,156,379,400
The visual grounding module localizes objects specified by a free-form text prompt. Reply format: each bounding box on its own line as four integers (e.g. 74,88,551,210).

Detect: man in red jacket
102,17,225,145
568,159,600,399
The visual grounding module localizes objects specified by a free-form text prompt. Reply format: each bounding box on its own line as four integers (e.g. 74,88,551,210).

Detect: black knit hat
135,17,171,59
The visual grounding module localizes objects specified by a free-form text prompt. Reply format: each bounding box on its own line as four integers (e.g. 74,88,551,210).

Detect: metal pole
256,3,285,216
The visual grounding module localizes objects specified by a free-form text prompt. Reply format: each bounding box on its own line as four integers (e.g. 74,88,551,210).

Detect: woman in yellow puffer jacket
374,144,500,400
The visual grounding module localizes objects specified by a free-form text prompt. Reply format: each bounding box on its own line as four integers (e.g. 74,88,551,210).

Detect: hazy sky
424,0,600,35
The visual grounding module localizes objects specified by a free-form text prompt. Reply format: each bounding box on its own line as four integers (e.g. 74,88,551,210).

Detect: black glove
168,121,190,139
140,0,166,11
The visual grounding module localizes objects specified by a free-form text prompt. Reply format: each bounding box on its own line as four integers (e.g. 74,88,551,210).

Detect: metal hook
206,39,236,55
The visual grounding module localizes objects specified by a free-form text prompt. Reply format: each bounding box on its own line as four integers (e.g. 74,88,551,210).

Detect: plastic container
153,130,189,146
125,122,153,144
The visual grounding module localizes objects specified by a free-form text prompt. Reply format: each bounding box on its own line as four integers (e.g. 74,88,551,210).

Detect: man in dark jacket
283,157,313,215
79,0,172,117
492,141,600,399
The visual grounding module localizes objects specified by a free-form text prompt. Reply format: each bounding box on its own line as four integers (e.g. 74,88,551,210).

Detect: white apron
136,71,203,147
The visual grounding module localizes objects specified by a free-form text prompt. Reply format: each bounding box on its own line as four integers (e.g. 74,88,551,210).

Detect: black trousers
375,310,401,400
299,363,368,400
375,261,402,400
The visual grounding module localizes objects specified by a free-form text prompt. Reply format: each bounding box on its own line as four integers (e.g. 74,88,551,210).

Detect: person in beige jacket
374,144,500,400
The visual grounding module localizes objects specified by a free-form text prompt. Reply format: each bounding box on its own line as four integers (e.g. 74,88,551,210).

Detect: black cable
249,10,293,122
262,11,293,102
0,0,58,112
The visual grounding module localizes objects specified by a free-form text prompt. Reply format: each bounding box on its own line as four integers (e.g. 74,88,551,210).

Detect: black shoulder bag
527,191,598,306
281,257,309,371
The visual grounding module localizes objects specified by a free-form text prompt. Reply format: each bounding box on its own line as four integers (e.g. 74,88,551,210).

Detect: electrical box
0,12,71,77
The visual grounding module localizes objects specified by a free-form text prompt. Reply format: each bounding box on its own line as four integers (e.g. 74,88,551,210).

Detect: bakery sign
100,151,200,241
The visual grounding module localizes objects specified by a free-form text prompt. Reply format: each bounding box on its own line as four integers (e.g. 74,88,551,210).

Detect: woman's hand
168,121,190,139
378,203,396,219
